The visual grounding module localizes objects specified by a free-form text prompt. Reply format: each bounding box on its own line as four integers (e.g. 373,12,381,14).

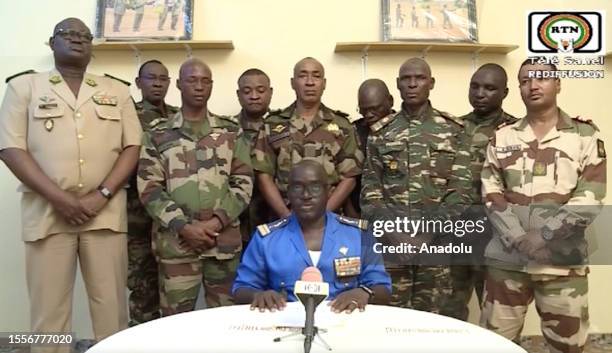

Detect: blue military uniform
232,212,391,301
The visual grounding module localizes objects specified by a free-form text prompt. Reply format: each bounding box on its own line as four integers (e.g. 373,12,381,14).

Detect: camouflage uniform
234,110,271,245
138,111,253,315
480,109,606,353
127,100,178,326
252,102,363,204
348,112,395,216
360,102,473,313
442,109,517,321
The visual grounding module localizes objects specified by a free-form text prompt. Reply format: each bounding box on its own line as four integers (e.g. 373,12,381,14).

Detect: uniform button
79,159,84,165
75,112,82,118
280,282,285,286
77,183,83,188
77,134,84,140
344,283,349,287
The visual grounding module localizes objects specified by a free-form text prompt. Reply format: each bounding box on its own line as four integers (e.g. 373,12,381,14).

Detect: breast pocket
95,105,122,149
429,141,456,183
196,131,234,179
269,128,291,152
378,142,408,181
32,105,64,133
158,140,195,193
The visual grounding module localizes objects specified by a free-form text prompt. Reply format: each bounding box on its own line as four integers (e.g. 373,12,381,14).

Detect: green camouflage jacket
138,111,253,261
127,100,179,232
252,102,363,200
462,109,518,204
361,102,473,221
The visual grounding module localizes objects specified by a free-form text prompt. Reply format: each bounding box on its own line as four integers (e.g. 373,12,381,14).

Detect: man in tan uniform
480,59,606,352
0,18,142,352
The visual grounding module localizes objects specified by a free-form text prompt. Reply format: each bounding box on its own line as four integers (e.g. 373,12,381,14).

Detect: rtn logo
527,11,604,54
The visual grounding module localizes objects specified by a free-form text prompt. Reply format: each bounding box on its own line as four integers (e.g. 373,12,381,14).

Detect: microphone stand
273,326,331,352
273,297,332,352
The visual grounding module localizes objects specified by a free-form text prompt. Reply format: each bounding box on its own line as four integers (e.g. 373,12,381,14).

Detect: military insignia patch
39,95,55,103
49,75,62,85
339,246,348,256
597,139,606,158
337,215,368,230
334,256,361,277
38,103,58,109
496,145,522,153
92,94,118,106
326,123,339,132
533,161,547,176
272,125,286,133
44,119,54,132
85,78,97,87
257,217,289,237
388,160,398,170
257,224,270,236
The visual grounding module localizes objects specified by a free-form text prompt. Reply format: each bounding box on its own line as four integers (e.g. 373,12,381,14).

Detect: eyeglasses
53,28,93,43
288,182,326,196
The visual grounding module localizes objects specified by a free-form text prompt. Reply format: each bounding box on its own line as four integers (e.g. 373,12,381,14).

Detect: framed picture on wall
95,0,193,41
382,0,478,42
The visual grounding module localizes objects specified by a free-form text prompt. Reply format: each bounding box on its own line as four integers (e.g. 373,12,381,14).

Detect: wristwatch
97,185,113,199
541,226,554,241
359,285,374,299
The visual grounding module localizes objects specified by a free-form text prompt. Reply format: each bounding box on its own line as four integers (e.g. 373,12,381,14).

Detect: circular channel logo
537,13,592,52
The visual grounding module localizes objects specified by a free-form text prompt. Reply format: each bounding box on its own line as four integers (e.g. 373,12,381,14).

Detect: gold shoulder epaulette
336,215,368,231
257,217,289,237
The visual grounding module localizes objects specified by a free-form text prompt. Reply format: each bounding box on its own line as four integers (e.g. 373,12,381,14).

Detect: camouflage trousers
127,223,159,326
158,255,239,316
239,189,268,247
440,265,486,321
388,265,452,314
480,267,589,353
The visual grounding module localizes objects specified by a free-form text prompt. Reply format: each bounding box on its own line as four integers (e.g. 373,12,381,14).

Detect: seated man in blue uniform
233,160,391,313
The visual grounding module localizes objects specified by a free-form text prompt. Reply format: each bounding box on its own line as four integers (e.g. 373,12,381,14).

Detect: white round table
90,302,526,352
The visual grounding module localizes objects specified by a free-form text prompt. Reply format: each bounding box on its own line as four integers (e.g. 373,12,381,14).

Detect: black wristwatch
359,285,374,300
97,185,113,199
541,226,554,241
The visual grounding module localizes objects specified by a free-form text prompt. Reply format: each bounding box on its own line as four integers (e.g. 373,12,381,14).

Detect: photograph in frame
382,0,478,42
95,0,193,41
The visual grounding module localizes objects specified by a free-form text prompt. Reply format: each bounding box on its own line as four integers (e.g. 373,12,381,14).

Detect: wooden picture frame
95,0,193,41
382,0,478,42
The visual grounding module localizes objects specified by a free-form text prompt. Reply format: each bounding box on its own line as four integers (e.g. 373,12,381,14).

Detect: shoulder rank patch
104,73,131,86
257,217,289,237
217,113,239,126
437,110,464,127
370,114,394,133
597,139,606,158
334,110,349,118
336,215,368,231
266,108,282,118
5,69,36,83
572,115,600,131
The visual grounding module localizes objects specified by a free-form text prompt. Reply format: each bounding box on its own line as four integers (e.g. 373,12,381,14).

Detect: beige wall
0,0,610,338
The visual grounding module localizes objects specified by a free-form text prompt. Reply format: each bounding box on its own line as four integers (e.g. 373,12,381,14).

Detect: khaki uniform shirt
482,109,606,275
0,70,142,241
